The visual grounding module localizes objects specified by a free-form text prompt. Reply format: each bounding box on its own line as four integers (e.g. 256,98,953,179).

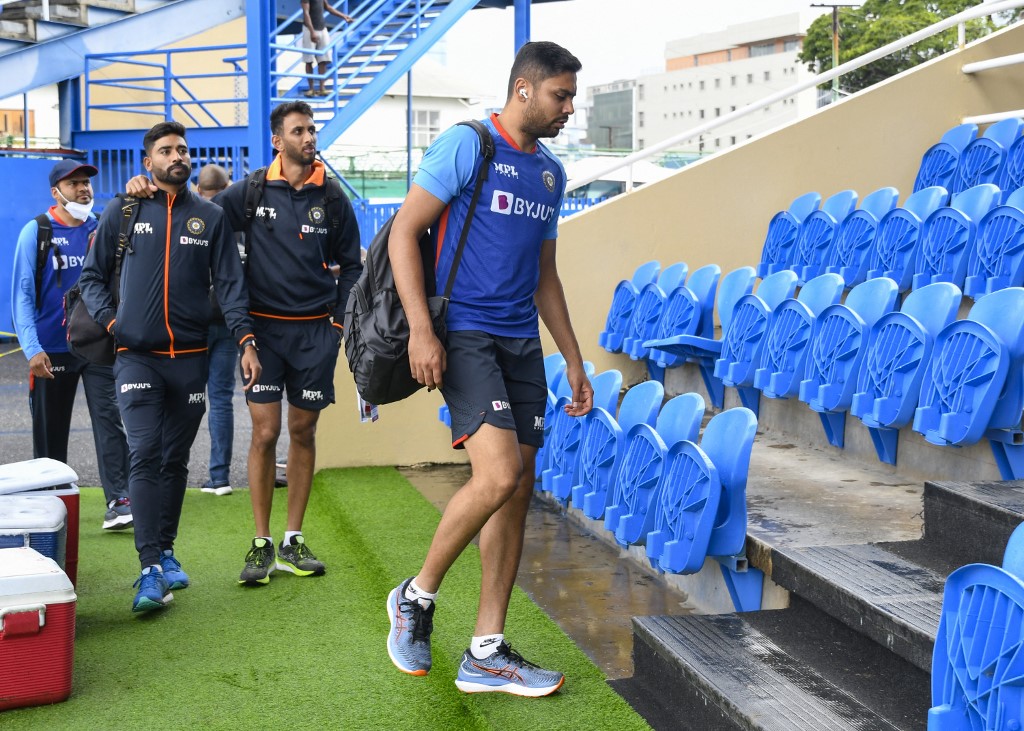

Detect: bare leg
415,424,522,593
247,401,282,537
284,403,319,532
317,60,328,93
475,445,536,635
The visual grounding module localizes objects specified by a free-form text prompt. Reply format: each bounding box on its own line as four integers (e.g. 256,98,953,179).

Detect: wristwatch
240,338,257,354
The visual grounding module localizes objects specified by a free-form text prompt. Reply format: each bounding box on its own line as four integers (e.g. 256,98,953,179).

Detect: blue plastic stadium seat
656,261,689,295
911,184,1002,291
826,187,900,287
1002,136,1024,196
913,122,978,194
643,267,758,409
798,277,899,448
753,272,846,403
599,260,661,353
913,289,1024,449
654,391,705,449
712,270,800,415
791,190,859,285
867,186,950,292
622,283,672,361
930,524,1024,730
850,283,961,465
756,191,823,278
788,191,823,223
646,407,757,574
572,380,665,516
963,187,1024,300
536,360,594,483
645,265,721,370
544,369,621,502
951,117,1023,194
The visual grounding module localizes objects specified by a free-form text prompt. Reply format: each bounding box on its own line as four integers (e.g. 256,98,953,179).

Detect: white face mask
57,189,94,221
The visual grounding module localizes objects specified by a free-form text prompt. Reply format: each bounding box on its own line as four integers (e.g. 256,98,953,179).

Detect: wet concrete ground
403,464,689,680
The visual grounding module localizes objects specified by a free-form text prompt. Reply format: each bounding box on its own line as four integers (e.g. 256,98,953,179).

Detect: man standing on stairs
10,159,133,532
301,0,354,98
385,41,593,697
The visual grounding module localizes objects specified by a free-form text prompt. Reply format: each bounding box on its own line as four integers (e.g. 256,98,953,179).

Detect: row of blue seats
915,118,1024,196
758,183,1024,297
539,374,758,575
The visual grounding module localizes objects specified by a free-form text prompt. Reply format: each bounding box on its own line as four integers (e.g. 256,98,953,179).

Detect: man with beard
80,121,261,614
211,101,361,586
384,42,593,697
11,159,132,531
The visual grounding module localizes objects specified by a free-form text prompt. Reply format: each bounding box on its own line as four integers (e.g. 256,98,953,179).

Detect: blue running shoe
132,567,172,614
386,578,434,676
159,549,190,590
455,642,565,697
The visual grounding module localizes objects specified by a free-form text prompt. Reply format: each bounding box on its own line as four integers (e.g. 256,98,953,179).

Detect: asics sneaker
201,480,233,496
386,578,435,676
132,567,172,614
276,535,325,576
159,549,190,590
238,538,275,586
103,497,133,530
455,642,565,697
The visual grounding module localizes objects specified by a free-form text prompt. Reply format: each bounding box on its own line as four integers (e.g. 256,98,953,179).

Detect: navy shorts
441,330,547,449
246,315,341,411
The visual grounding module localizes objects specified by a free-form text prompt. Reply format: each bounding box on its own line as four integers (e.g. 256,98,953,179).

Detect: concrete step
768,541,945,672
629,597,930,731
923,479,1024,567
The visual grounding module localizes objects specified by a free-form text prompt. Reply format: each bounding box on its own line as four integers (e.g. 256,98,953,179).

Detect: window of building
699,109,705,119
714,78,721,89
764,70,771,81
715,107,720,117
638,138,644,147
730,136,736,145
747,73,754,84
413,109,440,147
731,75,737,86
715,138,721,148
699,80,705,91
750,42,774,57
784,39,800,52
730,105,736,112
638,111,645,128
673,84,677,91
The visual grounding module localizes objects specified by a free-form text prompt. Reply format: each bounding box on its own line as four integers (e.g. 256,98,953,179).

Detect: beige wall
317,22,1024,469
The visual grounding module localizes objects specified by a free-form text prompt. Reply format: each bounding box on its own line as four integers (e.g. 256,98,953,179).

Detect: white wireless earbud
519,89,528,99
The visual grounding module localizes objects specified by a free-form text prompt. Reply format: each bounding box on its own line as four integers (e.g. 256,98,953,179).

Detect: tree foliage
797,0,1022,93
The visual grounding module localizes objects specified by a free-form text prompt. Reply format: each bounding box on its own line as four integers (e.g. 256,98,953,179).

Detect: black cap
49,159,98,188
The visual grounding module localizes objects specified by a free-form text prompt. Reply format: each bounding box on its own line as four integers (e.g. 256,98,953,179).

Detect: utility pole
810,3,859,103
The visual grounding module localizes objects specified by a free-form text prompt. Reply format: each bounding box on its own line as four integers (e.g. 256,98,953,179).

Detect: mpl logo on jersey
187,392,206,405
493,162,519,179
256,206,277,220
52,254,86,270
134,222,154,235
302,389,324,401
50,236,70,247
489,190,555,222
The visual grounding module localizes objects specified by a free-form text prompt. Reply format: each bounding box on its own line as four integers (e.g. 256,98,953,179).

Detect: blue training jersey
11,208,98,359
413,113,565,338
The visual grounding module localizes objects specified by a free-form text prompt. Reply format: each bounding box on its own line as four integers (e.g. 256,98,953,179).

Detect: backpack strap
113,196,139,289
242,166,268,261
441,120,496,300
33,213,54,311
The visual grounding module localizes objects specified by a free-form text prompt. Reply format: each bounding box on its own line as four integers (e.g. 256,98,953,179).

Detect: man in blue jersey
11,160,132,531
385,41,594,697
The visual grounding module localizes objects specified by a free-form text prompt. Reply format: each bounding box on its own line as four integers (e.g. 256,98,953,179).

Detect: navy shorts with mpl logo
246,315,341,411
441,330,547,449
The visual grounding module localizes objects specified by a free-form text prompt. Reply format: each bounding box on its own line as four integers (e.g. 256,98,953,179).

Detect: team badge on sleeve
542,170,555,193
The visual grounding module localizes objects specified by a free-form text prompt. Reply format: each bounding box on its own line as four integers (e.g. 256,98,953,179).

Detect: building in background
587,13,815,157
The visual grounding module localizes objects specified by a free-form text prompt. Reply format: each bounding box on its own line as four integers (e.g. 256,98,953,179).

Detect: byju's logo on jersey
52,254,86,270
134,222,154,235
251,384,282,394
491,400,510,411
489,190,555,221
120,382,151,393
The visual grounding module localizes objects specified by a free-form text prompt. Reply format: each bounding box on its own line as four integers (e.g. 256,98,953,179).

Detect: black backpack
342,120,494,405
63,196,139,366
32,215,59,312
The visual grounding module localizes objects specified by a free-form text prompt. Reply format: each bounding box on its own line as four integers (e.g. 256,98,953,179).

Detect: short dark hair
143,121,187,155
270,101,315,135
506,41,582,100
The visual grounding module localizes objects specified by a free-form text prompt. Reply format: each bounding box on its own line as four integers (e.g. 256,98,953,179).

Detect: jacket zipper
164,194,175,357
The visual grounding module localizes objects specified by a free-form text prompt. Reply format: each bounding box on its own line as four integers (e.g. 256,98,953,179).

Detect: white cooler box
0,495,68,570
0,547,77,710
0,459,80,586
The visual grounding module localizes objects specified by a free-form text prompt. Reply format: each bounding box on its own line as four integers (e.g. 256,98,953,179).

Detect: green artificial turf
3,468,650,730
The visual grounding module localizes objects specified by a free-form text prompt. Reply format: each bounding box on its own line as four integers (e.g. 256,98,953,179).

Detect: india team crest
542,170,555,193
186,217,206,235
308,206,326,224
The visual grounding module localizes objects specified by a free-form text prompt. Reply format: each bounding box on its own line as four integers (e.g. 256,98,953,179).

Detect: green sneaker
238,538,275,586
276,535,325,577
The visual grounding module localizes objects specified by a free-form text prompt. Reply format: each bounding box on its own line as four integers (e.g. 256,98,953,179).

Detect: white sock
283,531,302,546
470,634,504,660
405,577,437,609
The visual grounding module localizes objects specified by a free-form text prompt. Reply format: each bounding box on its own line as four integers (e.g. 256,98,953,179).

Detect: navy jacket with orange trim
215,157,362,320
79,187,254,356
